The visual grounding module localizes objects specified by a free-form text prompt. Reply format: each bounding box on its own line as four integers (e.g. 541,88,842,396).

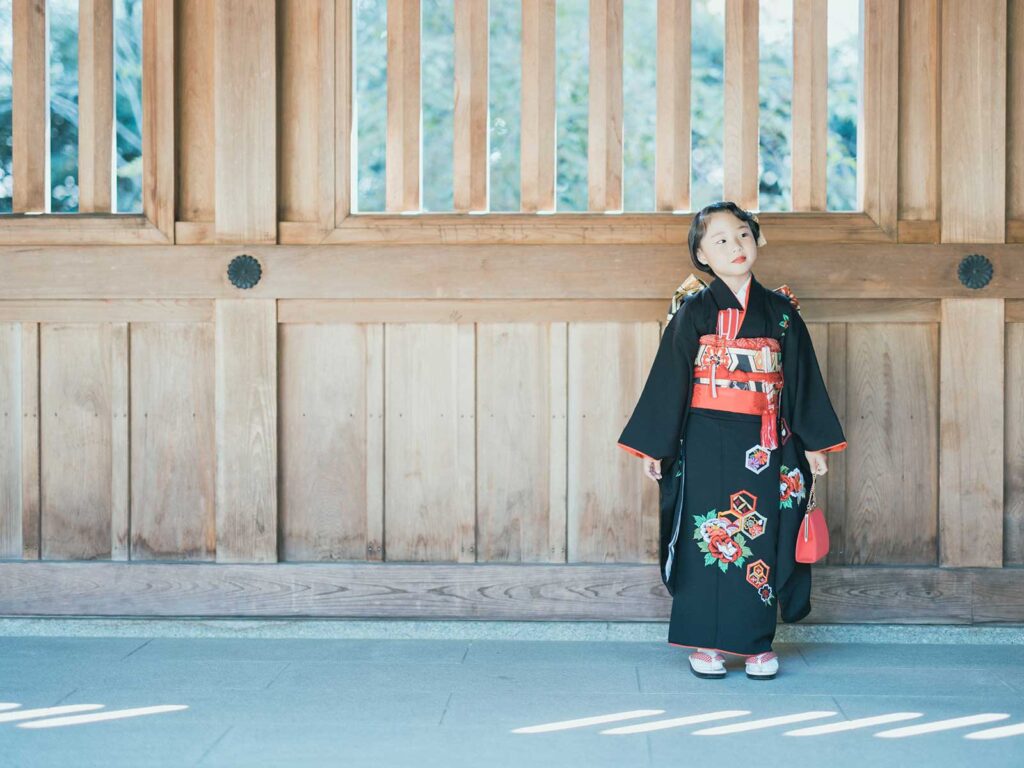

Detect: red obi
690,335,784,449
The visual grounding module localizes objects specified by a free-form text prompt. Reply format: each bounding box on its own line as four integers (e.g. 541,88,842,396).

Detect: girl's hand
805,450,828,476
644,458,662,482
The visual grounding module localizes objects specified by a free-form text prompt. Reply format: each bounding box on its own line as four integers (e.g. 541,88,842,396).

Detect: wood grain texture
1010,0,1024,221
588,0,624,211
383,324,475,561
940,0,1007,242
939,299,1004,567
175,0,215,223
12,0,48,212
568,322,659,563
842,324,939,564
20,323,40,559
1003,322,1024,564
109,323,129,559
655,0,691,211
78,0,114,214
520,0,556,212
0,325,21,556
142,0,175,240
792,0,827,211
40,324,114,559
386,0,421,211
130,323,216,560
454,0,489,212
723,0,758,210
860,0,899,235
898,0,940,222
0,562,1011,623
214,0,277,242
215,300,278,562
335,0,353,224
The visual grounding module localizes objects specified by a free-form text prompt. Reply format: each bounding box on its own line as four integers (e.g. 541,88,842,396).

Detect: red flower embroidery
707,529,742,564
780,473,801,500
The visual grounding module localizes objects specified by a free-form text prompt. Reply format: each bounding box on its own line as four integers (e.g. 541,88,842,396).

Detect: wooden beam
940,0,1007,242
0,562,1015,623
520,0,556,212
386,0,421,212
588,0,623,211
454,0,489,212
214,0,277,242
78,0,115,214
20,323,40,560
861,0,899,236
655,0,691,211
939,299,1005,567
898,0,940,225
142,0,175,239
1011,0,1024,225
791,0,827,211
175,0,215,226
215,300,278,562
723,0,758,210
12,0,48,212
335,0,353,224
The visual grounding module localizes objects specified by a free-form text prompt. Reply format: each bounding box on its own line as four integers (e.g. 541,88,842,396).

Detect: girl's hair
687,201,763,276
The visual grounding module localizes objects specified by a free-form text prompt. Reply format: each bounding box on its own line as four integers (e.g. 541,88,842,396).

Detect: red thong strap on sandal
746,651,777,664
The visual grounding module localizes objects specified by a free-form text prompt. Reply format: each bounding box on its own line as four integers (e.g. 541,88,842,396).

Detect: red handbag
795,475,829,563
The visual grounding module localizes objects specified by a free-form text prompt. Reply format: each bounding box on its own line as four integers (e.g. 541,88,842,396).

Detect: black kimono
617,273,847,656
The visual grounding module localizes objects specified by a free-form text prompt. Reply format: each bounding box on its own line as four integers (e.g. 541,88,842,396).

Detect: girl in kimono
617,201,847,680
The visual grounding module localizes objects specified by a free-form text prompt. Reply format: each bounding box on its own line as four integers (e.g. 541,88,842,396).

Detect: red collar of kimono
709,274,754,340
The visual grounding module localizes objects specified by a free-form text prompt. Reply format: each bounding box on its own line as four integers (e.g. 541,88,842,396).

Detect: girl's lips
732,255,747,263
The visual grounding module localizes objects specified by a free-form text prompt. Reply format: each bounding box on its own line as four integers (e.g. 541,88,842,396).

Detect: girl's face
695,211,758,278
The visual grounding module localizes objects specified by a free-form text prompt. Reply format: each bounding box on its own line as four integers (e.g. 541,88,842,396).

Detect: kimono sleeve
617,298,700,462
781,310,847,454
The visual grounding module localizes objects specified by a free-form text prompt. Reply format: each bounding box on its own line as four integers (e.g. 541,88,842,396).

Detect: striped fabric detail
716,308,742,339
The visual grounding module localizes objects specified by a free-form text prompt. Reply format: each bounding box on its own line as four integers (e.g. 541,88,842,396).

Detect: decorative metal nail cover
957,253,993,290
227,254,262,289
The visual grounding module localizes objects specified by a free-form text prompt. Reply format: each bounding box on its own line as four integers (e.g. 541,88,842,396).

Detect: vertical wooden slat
365,323,384,560
723,0,759,210
12,0,48,212
861,0,899,235
454,0,489,212
939,299,1004,567
215,300,278,563
214,0,277,242
1005,322,1024,564
21,323,40,560
1010,0,1024,224
588,0,623,211
175,0,215,224
897,0,940,226
823,323,848,562
109,322,129,560
335,0,353,224
79,0,114,213
940,0,1007,242
279,0,335,237
655,0,691,211
791,0,827,211
143,0,176,239
386,0,421,212
520,0,556,213
456,323,476,562
0,325,21,557
548,322,568,561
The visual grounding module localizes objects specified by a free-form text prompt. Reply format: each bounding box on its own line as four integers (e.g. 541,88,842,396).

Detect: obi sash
690,334,783,449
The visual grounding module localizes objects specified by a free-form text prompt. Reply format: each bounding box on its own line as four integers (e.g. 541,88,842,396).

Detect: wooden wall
0,0,1022,622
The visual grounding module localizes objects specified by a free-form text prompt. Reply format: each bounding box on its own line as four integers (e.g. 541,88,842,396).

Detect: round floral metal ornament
227,254,262,289
957,254,992,290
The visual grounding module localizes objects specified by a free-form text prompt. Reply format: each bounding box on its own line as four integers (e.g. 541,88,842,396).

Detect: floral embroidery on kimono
692,510,753,574
779,465,806,509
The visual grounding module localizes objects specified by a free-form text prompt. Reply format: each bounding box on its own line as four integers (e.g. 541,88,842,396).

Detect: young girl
617,201,847,680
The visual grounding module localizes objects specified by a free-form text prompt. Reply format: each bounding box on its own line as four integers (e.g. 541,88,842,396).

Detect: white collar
732,275,752,306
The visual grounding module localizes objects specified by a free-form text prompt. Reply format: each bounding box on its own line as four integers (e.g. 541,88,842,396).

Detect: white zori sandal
688,648,727,679
745,651,779,680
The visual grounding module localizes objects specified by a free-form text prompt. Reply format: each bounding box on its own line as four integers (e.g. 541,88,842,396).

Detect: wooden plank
142,0,176,240
0,562,993,623
335,0,353,224
39,324,113,559
897,0,940,223
939,299,1004,567
278,324,368,561
0,325,21,556
2,244,1024,301
548,322,568,561
841,324,939,564
477,325,553,561
215,300,278,562
723,0,758,210
0,216,168,245
897,219,941,244
568,322,658,562
11,0,48,212
386,0,420,212
214,0,277,242
0,301,214,323
78,0,115,214
130,323,216,560
520,0,556,212
860,0,899,235
821,323,847,564
21,323,40,559
1003,322,1024,564
588,0,623,211
175,0,215,224
365,323,384,560
109,323,129,559
383,324,474,561
1011,0,1024,224
278,0,335,237
940,0,1007,242
791,0,827,211
455,324,476,562
453,0,489,212
655,0,691,211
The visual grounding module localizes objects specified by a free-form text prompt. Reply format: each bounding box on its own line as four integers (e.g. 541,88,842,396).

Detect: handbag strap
802,474,817,542
807,473,817,509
